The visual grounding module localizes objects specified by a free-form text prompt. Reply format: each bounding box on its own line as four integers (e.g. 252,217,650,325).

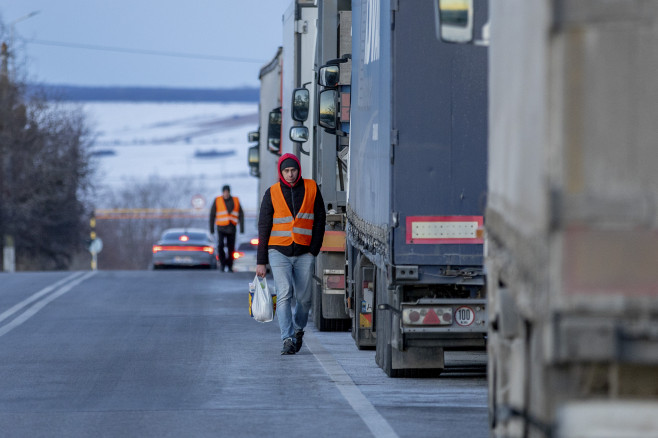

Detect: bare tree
0,36,94,270
95,176,208,270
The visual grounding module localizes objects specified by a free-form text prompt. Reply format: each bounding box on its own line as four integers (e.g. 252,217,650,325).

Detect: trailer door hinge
390,129,398,164
295,20,308,34
391,0,398,27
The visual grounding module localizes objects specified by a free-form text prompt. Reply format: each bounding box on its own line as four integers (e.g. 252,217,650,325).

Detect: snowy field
81,101,260,214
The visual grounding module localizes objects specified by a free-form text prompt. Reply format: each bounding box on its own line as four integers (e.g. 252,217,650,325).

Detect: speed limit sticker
454,306,475,326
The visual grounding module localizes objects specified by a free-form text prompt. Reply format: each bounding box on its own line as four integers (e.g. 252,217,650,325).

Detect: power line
25,38,267,64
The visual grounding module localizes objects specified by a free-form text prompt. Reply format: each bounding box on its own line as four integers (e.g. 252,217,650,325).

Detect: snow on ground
82,102,260,214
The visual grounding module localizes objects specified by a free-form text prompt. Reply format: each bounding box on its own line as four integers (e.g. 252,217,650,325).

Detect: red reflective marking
409,310,421,323
155,245,211,253
326,275,345,289
422,309,441,325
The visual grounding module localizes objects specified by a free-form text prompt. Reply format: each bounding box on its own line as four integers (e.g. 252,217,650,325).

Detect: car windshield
162,231,209,242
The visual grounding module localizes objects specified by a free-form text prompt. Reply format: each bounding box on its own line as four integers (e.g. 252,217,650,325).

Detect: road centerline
0,271,97,338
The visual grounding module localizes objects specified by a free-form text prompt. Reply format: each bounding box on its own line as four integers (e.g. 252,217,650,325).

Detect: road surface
0,270,488,437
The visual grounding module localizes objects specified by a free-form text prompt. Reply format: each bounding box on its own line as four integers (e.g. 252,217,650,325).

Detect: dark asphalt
0,270,488,437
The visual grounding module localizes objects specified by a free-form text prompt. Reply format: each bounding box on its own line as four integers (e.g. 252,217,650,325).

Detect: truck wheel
488,347,498,428
381,337,403,378
312,283,329,331
374,268,403,377
352,252,375,350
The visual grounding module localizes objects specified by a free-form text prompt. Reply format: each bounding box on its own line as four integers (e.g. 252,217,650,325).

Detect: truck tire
374,266,432,378
312,282,328,330
352,252,375,350
377,301,412,377
488,344,498,429
374,266,403,377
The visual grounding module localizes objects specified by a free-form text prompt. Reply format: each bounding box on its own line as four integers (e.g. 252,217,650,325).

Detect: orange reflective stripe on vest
215,196,240,226
268,180,317,246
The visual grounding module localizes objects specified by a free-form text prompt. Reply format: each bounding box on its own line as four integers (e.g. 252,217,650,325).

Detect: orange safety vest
268,180,316,246
215,196,240,226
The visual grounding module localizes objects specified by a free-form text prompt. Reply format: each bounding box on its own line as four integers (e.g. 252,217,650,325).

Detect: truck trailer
279,0,353,331
335,0,490,376
265,0,489,375
480,0,658,436
248,48,282,203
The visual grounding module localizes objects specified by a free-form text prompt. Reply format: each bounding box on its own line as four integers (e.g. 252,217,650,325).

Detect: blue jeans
268,249,315,342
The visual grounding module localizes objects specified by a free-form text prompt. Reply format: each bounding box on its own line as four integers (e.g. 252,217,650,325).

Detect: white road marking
305,331,400,438
0,271,96,338
0,271,86,324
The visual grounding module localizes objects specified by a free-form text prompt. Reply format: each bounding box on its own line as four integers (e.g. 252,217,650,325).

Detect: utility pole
0,42,15,272
1,12,40,272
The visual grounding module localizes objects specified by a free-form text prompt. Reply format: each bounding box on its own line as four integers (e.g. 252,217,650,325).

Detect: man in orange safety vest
209,185,244,272
256,153,326,355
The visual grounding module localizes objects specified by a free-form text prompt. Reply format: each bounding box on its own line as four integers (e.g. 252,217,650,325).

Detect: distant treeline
27,84,259,102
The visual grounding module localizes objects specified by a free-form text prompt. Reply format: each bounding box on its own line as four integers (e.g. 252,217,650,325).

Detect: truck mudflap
316,230,350,322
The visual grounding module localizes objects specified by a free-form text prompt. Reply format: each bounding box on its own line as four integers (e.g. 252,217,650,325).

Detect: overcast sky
0,0,291,88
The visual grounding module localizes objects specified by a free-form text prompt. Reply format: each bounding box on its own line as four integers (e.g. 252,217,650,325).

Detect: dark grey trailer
346,0,489,376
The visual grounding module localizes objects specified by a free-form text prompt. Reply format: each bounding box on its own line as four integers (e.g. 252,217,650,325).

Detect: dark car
232,237,258,272
152,228,217,269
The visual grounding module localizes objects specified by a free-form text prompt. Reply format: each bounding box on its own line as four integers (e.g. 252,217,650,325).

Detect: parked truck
281,0,353,331
475,0,658,436
248,47,282,203
265,0,489,375
316,0,490,376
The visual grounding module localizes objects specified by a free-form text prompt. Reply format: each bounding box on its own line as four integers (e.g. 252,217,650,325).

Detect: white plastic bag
251,275,274,323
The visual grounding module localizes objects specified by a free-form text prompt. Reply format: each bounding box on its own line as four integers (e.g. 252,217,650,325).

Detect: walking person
256,153,326,355
210,185,244,272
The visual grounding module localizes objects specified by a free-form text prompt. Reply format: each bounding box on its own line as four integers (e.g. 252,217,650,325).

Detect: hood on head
277,153,302,187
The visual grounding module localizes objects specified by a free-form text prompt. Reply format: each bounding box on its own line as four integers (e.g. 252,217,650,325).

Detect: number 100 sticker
454,306,475,326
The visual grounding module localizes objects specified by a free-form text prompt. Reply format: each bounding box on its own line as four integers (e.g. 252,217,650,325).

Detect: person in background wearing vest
256,153,326,355
209,185,244,272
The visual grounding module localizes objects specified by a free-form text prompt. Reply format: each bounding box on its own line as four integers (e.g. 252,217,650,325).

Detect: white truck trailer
481,0,658,436
248,48,282,204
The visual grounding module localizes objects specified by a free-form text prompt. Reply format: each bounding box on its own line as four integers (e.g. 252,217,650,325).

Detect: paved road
0,270,488,438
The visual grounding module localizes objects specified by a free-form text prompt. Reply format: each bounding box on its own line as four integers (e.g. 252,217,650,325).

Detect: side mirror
318,65,340,88
248,131,260,143
248,145,260,177
318,89,338,132
267,108,282,154
289,126,309,143
434,0,474,43
292,88,310,122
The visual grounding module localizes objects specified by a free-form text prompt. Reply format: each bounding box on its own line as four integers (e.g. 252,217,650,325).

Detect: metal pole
0,11,40,272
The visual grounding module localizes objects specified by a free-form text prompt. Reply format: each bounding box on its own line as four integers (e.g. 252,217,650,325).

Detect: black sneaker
281,338,296,355
294,329,304,352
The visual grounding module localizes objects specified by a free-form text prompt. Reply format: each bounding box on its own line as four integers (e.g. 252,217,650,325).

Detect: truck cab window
318,90,338,131
434,0,473,43
267,108,281,153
